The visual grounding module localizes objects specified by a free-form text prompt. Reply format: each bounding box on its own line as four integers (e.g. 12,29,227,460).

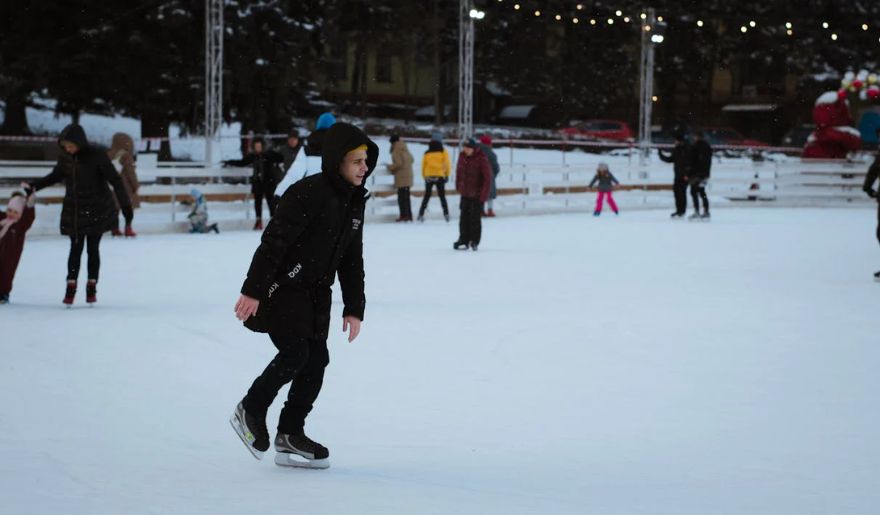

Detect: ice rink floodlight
651,34,664,43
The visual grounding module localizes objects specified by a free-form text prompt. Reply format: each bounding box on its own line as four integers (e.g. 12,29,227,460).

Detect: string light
576,3,583,9
696,20,703,27
555,14,561,21
786,29,793,36
644,25,651,32
863,24,869,31
607,18,614,25
615,10,622,17
822,22,829,29
534,10,540,16
740,26,747,33
785,22,792,29
623,16,630,23
514,4,520,10
749,20,756,28
572,17,579,24
589,18,596,25
831,33,838,41
657,15,664,22
640,13,647,20
652,95,658,102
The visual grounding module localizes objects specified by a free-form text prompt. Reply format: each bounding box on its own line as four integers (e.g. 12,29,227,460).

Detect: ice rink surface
2,208,878,515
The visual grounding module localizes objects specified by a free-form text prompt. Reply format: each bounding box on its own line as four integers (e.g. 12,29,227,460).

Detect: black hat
463,137,478,148
389,134,400,143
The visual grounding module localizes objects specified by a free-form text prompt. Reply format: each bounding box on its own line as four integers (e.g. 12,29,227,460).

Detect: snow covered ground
2,208,878,515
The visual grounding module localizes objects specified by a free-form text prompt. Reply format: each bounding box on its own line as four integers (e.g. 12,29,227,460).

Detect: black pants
673,178,688,215
876,201,880,245
67,233,102,281
419,180,449,216
254,185,278,219
397,187,412,218
690,179,709,213
243,333,329,433
458,197,482,245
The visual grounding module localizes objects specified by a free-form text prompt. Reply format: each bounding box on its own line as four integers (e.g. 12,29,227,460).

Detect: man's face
5,207,21,222
287,136,299,148
61,141,79,154
463,146,474,157
339,149,368,186
253,141,264,154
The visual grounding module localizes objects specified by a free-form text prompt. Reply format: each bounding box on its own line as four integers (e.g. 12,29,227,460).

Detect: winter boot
453,240,469,250
124,225,137,238
0,293,9,305
593,211,601,217
487,209,496,217
86,280,97,304
230,401,270,460
253,219,263,231
63,280,77,305
274,430,330,469
111,227,123,237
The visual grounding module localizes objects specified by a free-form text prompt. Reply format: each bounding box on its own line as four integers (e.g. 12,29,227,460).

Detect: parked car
781,124,815,149
703,126,769,147
559,119,634,142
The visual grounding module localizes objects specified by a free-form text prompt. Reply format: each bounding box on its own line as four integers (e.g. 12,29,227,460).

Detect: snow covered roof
498,105,536,119
721,104,779,112
484,81,511,96
815,91,840,106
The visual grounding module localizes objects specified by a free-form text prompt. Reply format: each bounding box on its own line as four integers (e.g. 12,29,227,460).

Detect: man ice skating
863,147,880,280
454,138,492,250
688,129,712,220
658,130,692,218
231,122,376,469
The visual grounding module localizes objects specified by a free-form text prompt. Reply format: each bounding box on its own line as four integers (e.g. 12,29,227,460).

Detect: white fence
1,151,875,236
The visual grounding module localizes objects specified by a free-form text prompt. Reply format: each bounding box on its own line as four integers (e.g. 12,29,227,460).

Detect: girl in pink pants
589,162,620,216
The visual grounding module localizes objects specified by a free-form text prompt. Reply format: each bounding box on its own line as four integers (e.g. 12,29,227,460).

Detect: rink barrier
1,154,875,235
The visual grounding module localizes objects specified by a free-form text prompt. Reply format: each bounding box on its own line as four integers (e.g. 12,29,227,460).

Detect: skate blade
274,452,330,469
229,414,264,461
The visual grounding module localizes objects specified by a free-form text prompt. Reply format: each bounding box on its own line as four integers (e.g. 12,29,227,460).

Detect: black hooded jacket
658,141,693,180
226,150,284,194
31,124,132,236
690,139,712,179
241,123,378,334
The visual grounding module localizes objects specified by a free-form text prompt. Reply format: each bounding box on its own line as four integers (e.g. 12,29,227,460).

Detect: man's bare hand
234,294,260,321
342,316,361,342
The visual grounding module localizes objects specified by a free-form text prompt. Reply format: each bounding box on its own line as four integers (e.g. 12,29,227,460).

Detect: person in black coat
230,122,377,466
658,132,692,218
29,124,132,305
689,129,712,219
863,149,880,280
225,137,284,230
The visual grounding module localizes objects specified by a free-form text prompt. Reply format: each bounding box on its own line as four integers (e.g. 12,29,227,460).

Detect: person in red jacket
454,138,492,251
0,191,36,304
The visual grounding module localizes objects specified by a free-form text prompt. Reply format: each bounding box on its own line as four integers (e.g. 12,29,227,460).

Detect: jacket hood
58,124,88,150
315,112,337,131
110,132,135,155
321,122,379,192
426,140,444,153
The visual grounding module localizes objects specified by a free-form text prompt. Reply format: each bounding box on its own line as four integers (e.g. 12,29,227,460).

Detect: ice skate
688,211,701,221
230,401,270,460
0,293,8,305
593,211,601,217
670,211,684,219
86,280,97,304
701,211,711,221
274,431,330,469
453,240,469,250
417,214,424,223
470,242,478,251
124,225,137,238
63,280,76,306
444,213,450,222
874,270,880,282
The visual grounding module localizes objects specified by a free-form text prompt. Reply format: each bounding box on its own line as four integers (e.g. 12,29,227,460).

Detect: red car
559,119,634,142
703,127,769,147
